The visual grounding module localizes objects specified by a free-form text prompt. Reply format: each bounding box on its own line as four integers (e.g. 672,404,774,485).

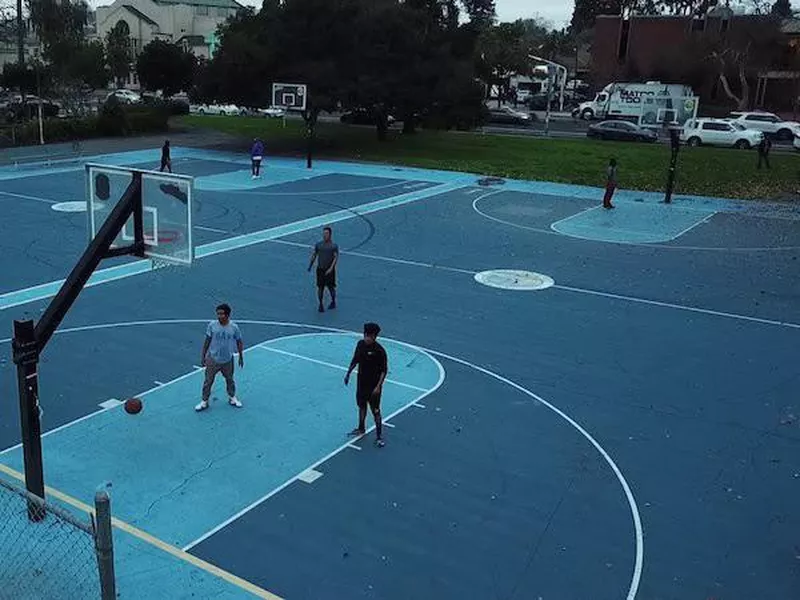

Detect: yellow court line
0,463,283,600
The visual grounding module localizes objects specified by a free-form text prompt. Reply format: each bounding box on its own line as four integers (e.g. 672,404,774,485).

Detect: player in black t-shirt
160,140,172,173
344,322,388,447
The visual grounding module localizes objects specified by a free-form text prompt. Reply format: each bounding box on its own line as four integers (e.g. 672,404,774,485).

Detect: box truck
574,81,698,127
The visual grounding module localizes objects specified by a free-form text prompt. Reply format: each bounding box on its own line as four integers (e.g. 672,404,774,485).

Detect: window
217,7,227,16
691,18,705,33
196,5,208,15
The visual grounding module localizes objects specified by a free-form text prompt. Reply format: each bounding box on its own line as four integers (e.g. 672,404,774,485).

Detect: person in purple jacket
251,138,264,178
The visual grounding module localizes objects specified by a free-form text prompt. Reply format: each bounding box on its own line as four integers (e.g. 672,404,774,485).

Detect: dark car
340,108,396,126
486,106,534,126
587,120,658,143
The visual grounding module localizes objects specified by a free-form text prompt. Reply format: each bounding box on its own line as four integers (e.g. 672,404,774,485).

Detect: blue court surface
0,145,798,600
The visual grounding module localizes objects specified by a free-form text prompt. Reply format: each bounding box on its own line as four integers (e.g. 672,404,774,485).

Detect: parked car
681,118,763,149
586,120,658,143
728,111,800,141
106,89,141,104
254,106,286,118
189,103,242,116
486,106,533,126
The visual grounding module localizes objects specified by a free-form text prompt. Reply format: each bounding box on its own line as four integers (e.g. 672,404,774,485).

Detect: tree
106,21,131,87
570,0,622,34
476,21,530,105
771,0,793,17
27,0,89,71
68,40,109,91
705,15,785,109
136,40,196,96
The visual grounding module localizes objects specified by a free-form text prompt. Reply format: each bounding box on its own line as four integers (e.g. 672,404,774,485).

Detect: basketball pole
11,173,145,519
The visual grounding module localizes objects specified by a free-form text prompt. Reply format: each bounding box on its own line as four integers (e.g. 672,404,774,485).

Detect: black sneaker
328,301,336,310
318,305,324,312
375,438,385,448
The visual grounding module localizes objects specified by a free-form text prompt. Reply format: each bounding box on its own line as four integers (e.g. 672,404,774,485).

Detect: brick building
590,10,800,111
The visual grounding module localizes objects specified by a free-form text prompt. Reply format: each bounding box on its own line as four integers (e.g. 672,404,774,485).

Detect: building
94,0,243,88
0,18,42,69
590,10,800,112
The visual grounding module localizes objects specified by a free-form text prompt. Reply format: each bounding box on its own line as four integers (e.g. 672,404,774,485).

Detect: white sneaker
228,396,242,408
195,401,209,412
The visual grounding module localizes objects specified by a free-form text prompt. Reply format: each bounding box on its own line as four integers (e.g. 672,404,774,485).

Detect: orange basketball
124,397,143,414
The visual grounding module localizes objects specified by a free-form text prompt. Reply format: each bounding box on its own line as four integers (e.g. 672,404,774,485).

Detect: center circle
474,269,555,291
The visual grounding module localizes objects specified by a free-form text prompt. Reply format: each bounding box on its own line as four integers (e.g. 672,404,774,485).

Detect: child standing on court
603,158,617,209
251,138,264,178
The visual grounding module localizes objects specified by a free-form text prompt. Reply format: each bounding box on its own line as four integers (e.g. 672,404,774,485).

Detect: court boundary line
259,239,800,331
0,319,643,600
0,180,469,310
472,194,800,252
0,462,283,600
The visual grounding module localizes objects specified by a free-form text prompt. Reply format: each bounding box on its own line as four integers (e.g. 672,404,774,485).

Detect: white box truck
574,81,698,127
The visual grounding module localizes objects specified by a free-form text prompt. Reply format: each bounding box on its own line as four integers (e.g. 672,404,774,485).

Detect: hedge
0,102,171,148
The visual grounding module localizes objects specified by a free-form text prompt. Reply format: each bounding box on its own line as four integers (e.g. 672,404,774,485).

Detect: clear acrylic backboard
85,163,194,266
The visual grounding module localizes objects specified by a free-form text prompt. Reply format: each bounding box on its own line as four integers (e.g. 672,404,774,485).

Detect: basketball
124,397,143,414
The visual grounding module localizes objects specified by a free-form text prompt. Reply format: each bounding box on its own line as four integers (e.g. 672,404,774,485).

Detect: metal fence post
94,490,116,600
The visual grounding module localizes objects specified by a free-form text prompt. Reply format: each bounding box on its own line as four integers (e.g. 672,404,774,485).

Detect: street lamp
528,54,567,129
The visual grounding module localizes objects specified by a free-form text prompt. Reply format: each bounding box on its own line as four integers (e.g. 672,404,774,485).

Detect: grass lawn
177,114,797,201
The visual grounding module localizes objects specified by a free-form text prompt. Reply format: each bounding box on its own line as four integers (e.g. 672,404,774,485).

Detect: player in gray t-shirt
307,226,339,312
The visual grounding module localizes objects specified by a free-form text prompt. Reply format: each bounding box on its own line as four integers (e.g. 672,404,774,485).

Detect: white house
94,0,242,88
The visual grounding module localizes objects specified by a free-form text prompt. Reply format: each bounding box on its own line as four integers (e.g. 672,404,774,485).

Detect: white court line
472,194,794,252
181,331,446,551
195,225,229,234
668,210,716,240
263,240,800,331
0,190,58,204
154,381,165,386
0,319,642,600
549,205,603,230
255,345,429,392
265,238,477,275
383,422,396,428
553,284,800,330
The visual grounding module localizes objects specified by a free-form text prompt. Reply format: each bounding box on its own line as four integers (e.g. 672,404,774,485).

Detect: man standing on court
307,226,339,312
251,138,264,178
344,322,388,447
160,140,171,173
195,303,244,412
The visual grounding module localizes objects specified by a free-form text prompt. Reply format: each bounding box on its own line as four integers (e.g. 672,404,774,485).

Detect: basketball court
0,134,798,600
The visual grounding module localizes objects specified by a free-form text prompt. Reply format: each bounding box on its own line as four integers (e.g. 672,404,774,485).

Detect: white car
190,103,241,116
106,89,141,104
681,118,764,149
249,106,285,118
728,111,800,141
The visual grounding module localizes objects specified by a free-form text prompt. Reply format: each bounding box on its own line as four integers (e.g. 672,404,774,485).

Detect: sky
82,0,572,29
494,0,571,28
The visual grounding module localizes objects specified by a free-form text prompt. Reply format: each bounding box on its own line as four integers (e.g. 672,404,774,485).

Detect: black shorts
316,267,336,288
357,387,382,411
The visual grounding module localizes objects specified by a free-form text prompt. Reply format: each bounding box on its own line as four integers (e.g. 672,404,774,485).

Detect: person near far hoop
251,138,264,179
160,140,172,173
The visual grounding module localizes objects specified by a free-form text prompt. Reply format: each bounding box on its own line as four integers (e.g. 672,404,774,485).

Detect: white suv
728,111,800,141
681,118,764,149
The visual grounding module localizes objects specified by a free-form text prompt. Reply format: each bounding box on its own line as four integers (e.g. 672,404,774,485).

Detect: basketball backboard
272,82,307,111
85,164,194,266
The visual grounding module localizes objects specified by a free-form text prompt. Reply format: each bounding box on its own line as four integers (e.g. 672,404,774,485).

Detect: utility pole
16,0,24,66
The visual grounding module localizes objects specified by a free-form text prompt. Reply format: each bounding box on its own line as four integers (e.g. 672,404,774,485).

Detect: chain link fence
0,474,115,600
